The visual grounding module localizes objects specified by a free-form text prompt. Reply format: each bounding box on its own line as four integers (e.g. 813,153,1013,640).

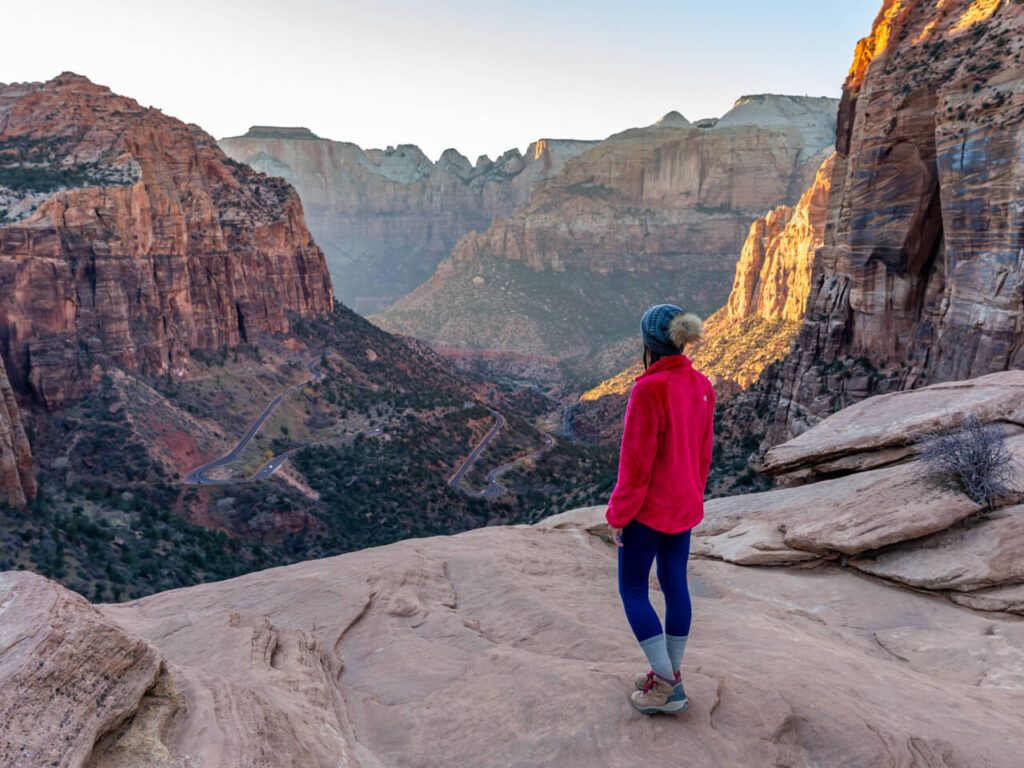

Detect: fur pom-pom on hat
641,304,703,356
668,312,704,349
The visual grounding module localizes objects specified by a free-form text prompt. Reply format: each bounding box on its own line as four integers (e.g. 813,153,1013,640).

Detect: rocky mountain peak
50,71,114,92
363,143,433,182
493,146,526,170
655,109,691,128
716,94,839,156
0,73,147,132
438,147,473,173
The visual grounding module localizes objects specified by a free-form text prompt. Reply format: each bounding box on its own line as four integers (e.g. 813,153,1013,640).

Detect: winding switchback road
471,432,555,499
449,406,554,499
448,406,505,491
183,357,323,486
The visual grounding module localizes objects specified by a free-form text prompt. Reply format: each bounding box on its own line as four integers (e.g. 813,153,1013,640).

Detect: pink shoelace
642,670,680,694
642,672,657,693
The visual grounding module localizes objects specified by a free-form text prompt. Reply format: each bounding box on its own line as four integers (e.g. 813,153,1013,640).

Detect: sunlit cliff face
580,151,834,401
851,0,1004,87
952,0,1003,32
846,0,905,90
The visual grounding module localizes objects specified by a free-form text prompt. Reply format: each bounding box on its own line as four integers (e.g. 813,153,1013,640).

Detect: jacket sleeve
606,381,661,528
699,383,716,493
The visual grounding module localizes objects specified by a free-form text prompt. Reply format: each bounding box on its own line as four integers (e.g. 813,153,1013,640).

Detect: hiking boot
634,669,680,690
630,674,688,714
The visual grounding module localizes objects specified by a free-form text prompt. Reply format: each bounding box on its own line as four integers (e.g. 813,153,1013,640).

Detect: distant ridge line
236,126,321,140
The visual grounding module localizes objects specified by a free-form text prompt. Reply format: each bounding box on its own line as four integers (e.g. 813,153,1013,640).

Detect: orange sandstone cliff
694,153,834,390
768,0,1024,439
0,74,334,410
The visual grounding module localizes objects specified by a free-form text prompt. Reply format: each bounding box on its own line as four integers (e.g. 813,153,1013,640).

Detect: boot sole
632,697,689,715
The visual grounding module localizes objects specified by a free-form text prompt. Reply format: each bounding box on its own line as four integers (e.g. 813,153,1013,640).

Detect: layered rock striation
444,96,835,275
691,152,834,389
0,74,334,408
0,349,34,506
768,0,1024,440
375,96,838,387
719,153,834,329
219,128,597,312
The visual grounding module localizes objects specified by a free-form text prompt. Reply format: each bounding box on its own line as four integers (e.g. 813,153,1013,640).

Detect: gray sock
639,634,675,680
666,634,689,671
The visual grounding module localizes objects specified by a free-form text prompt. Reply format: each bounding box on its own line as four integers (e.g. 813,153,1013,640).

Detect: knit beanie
640,304,705,356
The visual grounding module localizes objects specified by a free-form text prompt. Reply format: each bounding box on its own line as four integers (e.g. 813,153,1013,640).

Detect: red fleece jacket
606,355,715,533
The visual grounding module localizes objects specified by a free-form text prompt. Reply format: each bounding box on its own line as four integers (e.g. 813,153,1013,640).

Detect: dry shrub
919,416,1015,507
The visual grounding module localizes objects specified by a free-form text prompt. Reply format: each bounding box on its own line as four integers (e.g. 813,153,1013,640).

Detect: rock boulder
851,504,1024,591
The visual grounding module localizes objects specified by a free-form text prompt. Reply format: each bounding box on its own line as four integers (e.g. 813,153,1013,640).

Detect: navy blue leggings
617,520,692,643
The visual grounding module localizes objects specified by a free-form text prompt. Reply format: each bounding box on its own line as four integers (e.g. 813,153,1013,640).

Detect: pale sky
1,0,880,161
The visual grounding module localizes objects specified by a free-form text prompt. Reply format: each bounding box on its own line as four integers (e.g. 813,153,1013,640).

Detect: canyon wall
767,0,1024,440
573,155,834,442
694,153,834,390
446,97,835,273
0,350,34,507
375,96,838,388
0,74,334,409
219,128,597,312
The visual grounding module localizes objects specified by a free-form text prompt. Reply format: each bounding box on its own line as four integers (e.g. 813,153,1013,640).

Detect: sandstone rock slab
950,583,1024,615
763,371,1024,475
696,493,821,565
699,455,983,561
873,624,1024,689
532,504,610,536
851,504,1024,592
108,524,1024,767
6,519,1024,766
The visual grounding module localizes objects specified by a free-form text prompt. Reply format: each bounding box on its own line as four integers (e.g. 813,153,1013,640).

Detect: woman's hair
642,346,661,370
643,312,704,370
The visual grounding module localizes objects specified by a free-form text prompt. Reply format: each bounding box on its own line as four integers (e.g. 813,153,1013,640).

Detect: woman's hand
610,526,623,547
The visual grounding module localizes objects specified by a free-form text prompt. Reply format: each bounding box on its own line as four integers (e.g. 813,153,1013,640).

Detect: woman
606,303,715,715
